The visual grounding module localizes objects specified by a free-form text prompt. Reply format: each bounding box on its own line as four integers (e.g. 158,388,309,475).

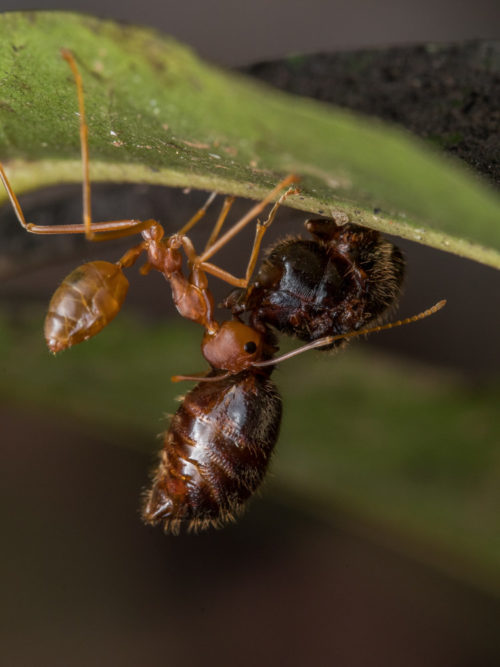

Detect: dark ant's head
201,320,264,372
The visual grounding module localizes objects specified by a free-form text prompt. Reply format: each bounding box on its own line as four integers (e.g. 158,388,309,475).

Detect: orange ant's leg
177,191,218,236
0,162,157,240
89,219,160,241
0,47,159,243
241,185,299,286
169,196,236,280
116,241,148,269
197,185,300,288
60,49,93,239
0,163,34,232
203,196,236,252
197,174,299,265
0,158,159,240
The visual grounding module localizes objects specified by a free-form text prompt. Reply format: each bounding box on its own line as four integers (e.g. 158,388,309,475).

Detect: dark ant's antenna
253,299,447,368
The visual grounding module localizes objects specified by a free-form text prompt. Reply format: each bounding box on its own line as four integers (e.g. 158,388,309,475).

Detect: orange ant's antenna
253,299,447,368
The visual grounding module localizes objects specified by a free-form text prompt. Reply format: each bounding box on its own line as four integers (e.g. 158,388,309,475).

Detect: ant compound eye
244,341,257,354
202,322,263,371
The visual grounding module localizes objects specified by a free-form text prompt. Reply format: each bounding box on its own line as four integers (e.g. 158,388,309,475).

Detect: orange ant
0,50,446,533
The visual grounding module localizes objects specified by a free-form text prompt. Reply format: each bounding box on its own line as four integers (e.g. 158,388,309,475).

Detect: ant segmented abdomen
44,260,129,353
142,368,282,534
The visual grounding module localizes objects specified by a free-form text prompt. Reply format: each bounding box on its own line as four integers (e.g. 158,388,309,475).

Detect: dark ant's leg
305,219,369,292
196,185,299,288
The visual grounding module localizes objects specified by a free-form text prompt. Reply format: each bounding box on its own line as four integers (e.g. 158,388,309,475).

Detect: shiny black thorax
226,219,405,344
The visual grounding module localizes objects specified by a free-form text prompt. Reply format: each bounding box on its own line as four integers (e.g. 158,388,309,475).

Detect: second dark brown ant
224,215,406,350
0,50,446,533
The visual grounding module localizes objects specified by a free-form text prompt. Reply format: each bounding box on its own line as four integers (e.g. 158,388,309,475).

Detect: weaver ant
0,50,446,533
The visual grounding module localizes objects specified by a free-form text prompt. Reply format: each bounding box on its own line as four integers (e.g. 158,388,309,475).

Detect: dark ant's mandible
0,50,446,533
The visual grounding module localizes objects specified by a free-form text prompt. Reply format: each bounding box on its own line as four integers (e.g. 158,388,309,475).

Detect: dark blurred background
1,0,499,66
1,2,500,666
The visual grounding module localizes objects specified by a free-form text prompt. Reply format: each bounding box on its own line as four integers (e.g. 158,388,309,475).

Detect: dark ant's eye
244,341,257,354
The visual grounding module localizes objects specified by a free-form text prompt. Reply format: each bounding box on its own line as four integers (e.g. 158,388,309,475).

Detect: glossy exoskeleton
225,216,405,348
143,363,282,533
1,50,445,533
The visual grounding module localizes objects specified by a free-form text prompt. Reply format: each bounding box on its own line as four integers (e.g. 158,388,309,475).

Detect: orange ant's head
201,320,264,372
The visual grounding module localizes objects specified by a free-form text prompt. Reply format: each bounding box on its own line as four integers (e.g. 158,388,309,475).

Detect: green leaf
0,12,499,268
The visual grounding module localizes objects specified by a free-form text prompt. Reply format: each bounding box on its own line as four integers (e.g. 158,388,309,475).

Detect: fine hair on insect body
0,49,446,533
224,215,406,349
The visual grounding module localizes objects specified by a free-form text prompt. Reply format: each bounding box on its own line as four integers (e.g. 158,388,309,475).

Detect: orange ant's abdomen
44,260,129,353
142,369,282,534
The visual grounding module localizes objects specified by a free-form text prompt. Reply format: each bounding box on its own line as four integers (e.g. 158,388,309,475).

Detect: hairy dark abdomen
230,221,405,345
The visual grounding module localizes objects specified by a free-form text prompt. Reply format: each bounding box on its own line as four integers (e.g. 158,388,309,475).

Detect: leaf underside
0,12,499,268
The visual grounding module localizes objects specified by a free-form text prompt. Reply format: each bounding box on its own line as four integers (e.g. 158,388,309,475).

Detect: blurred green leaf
0,12,500,267
2,310,499,590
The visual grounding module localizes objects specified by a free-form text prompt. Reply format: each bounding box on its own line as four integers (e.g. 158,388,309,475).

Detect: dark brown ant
0,50,446,533
224,215,406,349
